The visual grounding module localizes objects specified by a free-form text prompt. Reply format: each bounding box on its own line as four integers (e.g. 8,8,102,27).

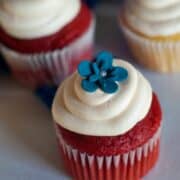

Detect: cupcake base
55,124,161,180
119,18,180,73
0,18,95,89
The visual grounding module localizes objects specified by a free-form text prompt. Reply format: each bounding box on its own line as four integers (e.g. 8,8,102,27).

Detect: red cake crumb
0,4,91,54
57,93,162,156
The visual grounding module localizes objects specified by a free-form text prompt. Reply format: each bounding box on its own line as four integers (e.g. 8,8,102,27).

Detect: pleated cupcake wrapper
120,20,180,73
55,123,161,180
0,18,95,88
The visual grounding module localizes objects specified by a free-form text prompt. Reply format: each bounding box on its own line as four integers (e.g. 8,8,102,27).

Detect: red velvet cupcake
52,52,162,180
0,0,95,88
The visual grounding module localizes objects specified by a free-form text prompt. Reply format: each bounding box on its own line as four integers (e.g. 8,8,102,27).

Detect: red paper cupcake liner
55,124,161,180
0,18,95,89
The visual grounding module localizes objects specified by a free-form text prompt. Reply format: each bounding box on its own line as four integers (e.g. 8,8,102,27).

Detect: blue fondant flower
78,51,128,93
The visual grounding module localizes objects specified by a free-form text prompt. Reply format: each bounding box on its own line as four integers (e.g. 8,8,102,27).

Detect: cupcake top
0,0,80,39
123,0,180,36
52,52,152,136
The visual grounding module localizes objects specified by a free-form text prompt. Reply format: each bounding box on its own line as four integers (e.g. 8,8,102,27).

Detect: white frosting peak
52,60,152,136
0,0,80,39
124,0,180,36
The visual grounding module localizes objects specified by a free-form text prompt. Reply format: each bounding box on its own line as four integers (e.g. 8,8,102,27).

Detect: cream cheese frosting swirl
0,0,80,39
124,0,180,36
52,59,152,136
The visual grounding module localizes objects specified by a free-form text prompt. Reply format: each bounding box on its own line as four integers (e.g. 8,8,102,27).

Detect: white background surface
0,4,180,180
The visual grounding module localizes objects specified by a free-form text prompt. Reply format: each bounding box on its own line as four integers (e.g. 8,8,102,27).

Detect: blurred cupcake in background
119,0,180,72
0,0,95,88
52,51,162,180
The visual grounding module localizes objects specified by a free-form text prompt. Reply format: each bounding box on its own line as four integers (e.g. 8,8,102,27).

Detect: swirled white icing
0,0,80,39
124,0,180,36
52,60,152,136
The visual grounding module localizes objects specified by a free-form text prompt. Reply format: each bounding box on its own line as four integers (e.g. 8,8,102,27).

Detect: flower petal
99,79,118,93
78,61,92,77
92,62,100,74
109,67,128,81
89,74,99,82
96,51,113,71
81,79,98,92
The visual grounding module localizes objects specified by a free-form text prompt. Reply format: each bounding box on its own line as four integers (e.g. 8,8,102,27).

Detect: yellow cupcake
119,0,180,72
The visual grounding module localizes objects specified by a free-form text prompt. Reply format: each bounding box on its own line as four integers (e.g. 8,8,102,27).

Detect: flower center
101,70,107,77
